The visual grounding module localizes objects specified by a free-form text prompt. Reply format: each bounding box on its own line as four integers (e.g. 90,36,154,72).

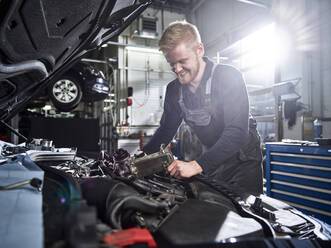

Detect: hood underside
0,0,151,121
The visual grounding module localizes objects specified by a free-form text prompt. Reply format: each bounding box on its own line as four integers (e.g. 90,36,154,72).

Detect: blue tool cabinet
265,142,331,224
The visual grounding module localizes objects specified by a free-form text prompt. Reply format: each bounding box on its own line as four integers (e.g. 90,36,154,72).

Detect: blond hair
159,21,201,54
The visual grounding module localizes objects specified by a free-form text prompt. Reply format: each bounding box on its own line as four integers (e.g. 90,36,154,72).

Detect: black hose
107,195,168,229
0,60,48,79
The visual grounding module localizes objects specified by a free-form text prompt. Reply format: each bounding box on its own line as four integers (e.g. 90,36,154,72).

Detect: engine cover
155,199,264,247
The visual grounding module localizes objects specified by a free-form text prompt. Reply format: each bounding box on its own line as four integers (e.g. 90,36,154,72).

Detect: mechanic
142,21,263,196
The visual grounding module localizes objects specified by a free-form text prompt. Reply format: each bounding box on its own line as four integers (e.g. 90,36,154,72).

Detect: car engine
1,139,330,248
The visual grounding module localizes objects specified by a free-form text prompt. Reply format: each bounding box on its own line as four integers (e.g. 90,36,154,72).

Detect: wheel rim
52,79,79,103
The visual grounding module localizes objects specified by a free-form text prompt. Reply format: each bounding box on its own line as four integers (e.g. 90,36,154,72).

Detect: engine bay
1,139,330,248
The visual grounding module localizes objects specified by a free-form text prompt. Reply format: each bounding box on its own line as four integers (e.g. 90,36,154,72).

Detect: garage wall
126,47,173,126
192,0,331,141
279,0,331,139
116,8,184,130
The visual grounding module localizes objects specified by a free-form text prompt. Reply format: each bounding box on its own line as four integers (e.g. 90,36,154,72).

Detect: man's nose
173,63,182,73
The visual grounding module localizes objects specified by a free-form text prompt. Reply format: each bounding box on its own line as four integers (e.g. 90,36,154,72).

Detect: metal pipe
81,58,117,64
120,66,172,74
1,120,28,142
161,4,164,32
106,41,160,50
125,36,129,124
274,56,282,141
235,0,270,9
318,0,324,118
0,60,48,79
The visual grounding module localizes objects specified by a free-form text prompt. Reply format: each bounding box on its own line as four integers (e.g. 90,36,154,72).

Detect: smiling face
165,42,205,85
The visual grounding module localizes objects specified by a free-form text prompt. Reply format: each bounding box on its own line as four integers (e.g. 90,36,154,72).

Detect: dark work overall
178,64,263,196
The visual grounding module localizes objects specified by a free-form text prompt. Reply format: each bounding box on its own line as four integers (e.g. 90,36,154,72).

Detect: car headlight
93,84,109,92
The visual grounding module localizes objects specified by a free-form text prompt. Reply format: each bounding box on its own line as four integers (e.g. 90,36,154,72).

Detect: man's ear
197,42,204,57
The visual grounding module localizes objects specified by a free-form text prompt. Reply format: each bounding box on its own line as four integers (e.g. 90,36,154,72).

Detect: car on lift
47,61,110,112
0,0,150,121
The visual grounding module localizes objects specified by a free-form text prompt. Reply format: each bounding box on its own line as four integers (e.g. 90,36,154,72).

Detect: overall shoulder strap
205,63,218,95
178,85,187,115
205,63,218,112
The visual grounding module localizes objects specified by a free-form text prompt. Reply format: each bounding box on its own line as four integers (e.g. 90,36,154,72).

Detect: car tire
48,76,83,112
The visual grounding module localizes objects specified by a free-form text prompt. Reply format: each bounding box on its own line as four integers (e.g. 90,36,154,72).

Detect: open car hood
0,0,151,121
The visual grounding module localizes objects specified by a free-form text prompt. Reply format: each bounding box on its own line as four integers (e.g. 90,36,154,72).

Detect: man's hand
167,160,203,179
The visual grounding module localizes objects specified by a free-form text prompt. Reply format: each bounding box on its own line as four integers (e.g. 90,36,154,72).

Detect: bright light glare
240,23,291,69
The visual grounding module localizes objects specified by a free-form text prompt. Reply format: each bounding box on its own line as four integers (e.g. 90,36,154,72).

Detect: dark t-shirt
143,57,250,175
